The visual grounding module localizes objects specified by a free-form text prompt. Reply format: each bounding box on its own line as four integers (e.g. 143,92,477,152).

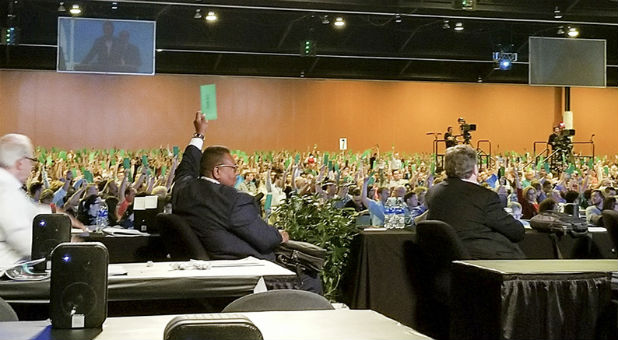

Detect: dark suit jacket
426,177,526,259
172,145,282,260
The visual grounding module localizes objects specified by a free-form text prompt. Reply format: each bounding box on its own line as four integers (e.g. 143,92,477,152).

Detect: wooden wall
1,70,616,155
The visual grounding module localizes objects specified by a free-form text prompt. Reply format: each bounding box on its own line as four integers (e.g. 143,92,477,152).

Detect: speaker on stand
50,242,109,329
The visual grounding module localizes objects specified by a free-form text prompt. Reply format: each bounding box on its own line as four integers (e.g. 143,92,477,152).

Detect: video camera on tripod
458,119,476,144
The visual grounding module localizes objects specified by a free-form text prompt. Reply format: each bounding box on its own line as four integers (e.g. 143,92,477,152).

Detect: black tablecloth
341,230,419,328
341,227,616,331
75,233,167,263
450,260,616,340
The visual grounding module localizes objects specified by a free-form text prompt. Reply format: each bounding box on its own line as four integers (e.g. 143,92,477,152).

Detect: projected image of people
78,21,142,73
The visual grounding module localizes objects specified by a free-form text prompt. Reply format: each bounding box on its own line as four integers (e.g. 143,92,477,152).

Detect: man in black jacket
172,112,288,261
426,145,525,259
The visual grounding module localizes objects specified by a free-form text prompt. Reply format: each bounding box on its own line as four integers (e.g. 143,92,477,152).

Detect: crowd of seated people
22,145,618,229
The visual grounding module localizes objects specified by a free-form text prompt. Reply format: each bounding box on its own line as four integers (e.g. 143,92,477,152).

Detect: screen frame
57,17,156,76
528,36,606,88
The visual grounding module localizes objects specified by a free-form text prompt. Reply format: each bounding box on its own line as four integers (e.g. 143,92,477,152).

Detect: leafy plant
272,194,358,300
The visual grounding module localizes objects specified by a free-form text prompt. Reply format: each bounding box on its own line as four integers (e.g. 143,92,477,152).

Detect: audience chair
164,314,263,340
0,297,18,321
221,289,334,313
415,220,470,340
155,213,210,260
601,210,618,250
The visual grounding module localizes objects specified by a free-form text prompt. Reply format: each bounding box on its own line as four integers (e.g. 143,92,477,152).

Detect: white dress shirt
0,167,51,268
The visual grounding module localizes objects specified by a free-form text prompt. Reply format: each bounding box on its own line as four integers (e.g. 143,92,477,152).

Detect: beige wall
1,70,616,155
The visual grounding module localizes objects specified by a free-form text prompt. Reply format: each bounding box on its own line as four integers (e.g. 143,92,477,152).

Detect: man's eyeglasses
216,164,238,171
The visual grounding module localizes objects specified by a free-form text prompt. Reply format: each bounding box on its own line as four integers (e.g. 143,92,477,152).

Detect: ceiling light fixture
69,4,81,16
553,6,562,19
454,22,464,31
57,2,66,12
205,11,217,22
442,20,450,29
321,15,330,24
567,27,579,38
334,17,345,28
556,26,565,35
194,9,202,19
111,2,118,10
394,14,402,23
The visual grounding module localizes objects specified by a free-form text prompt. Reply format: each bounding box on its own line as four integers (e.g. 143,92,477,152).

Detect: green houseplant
272,194,358,300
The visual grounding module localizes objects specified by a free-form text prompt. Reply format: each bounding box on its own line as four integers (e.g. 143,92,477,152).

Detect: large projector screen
529,37,606,87
57,17,155,75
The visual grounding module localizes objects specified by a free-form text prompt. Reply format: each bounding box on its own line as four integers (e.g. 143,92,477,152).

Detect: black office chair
0,297,18,321
601,210,618,250
221,290,334,313
164,314,263,340
155,213,210,260
415,220,470,340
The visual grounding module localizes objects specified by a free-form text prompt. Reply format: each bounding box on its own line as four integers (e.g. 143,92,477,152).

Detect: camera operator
548,126,560,150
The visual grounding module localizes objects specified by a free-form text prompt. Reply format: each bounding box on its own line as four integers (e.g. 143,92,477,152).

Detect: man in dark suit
426,145,525,259
172,112,288,261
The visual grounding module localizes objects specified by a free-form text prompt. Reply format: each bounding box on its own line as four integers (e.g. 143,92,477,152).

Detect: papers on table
102,226,149,236
109,264,128,276
133,196,158,210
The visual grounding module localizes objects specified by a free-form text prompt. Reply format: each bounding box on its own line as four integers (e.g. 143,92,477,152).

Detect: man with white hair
426,145,525,259
0,133,51,267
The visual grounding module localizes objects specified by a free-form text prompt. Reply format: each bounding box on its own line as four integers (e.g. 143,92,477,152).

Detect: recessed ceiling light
194,9,202,19
553,6,562,19
567,27,579,38
394,14,402,23
334,17,345,28
205,11,217,22
454,22,464,31
69,4,81,16
57,2,66,12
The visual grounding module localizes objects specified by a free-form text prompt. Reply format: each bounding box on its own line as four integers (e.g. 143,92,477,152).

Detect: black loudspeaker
31,214,71,272
50,242,109,329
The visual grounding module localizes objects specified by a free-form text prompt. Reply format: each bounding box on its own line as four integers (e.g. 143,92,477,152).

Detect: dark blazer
426,177,526,259
172,145,282,261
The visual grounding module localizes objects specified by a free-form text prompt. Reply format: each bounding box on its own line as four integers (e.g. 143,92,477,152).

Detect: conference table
341,226,617,330
0,258,296,319
0,309,432,340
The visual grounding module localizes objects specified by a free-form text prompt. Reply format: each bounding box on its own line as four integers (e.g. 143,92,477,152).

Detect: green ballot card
200,84,218,120
264,194,273,212
142,155,148,166
173,146,180,157
123,157,131,169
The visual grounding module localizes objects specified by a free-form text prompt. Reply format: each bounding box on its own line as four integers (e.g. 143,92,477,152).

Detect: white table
0,310,433,340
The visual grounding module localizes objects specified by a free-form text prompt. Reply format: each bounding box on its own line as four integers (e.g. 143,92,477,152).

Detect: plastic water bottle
384,197,396,229
96,201,109,231
394,198,406,229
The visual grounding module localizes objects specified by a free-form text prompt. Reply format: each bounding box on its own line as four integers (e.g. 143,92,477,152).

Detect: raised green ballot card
173,146,180,157
123,158,131,169
200,84,218,120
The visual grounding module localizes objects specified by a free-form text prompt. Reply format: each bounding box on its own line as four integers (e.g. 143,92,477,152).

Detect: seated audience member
563,190,581,215
0,134,52,267
602,196,618,212
237,171,258,196
426,145,525,259
172,112,288,261
344,187,366,212
538,198,556,213
28,181,44,202
361,180,389,226
585,189,604,224
117,187,136,218
77,194,102,226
